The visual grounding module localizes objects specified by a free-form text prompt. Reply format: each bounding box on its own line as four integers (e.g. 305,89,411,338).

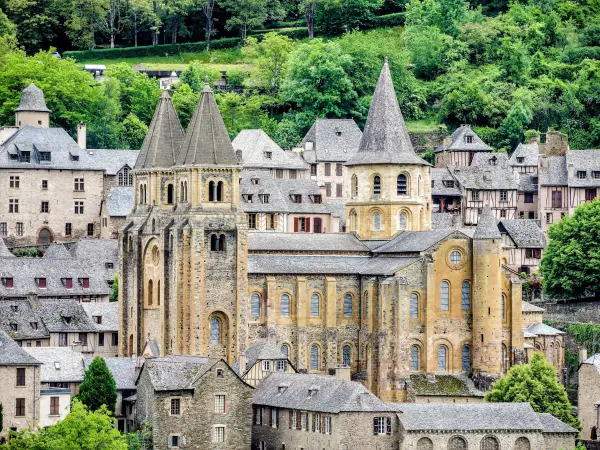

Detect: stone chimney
580,348,588,363
335,364,351,382
529,134,539,144
358,392,370,408
78,123,87,150
239,353,247,374
542,131,568,156
27,292,39,310
568,163,574,179
539,155,549,169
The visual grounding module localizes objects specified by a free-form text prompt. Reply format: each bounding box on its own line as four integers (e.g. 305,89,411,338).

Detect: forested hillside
0,0,599,152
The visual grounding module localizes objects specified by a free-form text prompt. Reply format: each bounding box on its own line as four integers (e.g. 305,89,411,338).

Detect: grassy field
405,119,443,133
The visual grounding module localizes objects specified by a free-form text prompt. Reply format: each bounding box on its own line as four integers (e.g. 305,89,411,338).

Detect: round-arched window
450,251,462,264
209,317,221,344
399,212,407,230
310,293,320,317
151,246,160,265
417,437,433,450
514,437,531,450
480,436,499,450
310,345,319,371
343,294,353,317
250,293,260,318
462,345,470,372
373,213,381,231
410,293,419,318
280,344,289,358
410,345,420,371
438,345,447,372
280,294,291,318
448,436,467,450
342,345,351,366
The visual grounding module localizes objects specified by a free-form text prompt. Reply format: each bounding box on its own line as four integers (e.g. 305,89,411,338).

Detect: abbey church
119,60,554,402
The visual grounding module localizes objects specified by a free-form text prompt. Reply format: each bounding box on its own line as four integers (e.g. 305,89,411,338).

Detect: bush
369,12,405,28
226,69,250,88
561,46,600,64
582,24,600,46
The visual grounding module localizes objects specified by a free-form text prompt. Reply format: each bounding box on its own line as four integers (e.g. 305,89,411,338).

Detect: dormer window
489,156,497,166
54,362,60,370
308,387,319,398
442,180,454,188
517,157,524,163
291,194,302,203
21,151,30,163
532,176,539,185
276,360,288,372
578,171,587,179
251,177,259,185
278,384,289,394
79,278,90,288
242,194,254,203
40,152,51,162
30,322,38,330
37,278,47,288
10,323,17,331
310,195,322,204
93,315,102,324
71,155,79,161
259,194,270,203
63,278,73,289
264,151,272,159
261,360,271,372
465,135,474,144
10,305,17,312
335,131,342,137
3,277,14,288
105,262,114,269
62,316,72,324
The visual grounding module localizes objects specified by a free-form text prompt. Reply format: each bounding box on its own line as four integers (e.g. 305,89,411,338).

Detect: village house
509,141,540,220
434,125,493,168
498,219,546,274
232,339,296,388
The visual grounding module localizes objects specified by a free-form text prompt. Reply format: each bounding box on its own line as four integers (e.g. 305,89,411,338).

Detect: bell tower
345,59,431,240
15,83,51,128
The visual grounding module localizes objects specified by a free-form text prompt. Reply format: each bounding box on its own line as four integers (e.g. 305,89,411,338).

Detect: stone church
120,60,532,402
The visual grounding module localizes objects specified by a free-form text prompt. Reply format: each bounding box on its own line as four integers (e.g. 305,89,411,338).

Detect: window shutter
276,409,279,428
296,411,301,430
294,218,298,232
386,417,392,435
330,416,332,434
289,410,293,429
225,397,229,413
321,415,325,434
306,219,311,232
373,418,377,435
268,408,272,427
211,395,214,413
253,407,256,424
312,413,315,431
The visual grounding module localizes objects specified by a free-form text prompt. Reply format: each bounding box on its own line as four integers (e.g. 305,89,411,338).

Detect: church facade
120,61,529,402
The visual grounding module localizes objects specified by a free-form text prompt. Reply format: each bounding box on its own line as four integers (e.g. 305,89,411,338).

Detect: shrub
369,12,405,28
561,46,600,64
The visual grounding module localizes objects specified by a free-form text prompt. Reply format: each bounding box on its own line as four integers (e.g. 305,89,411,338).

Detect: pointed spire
135,90,185,170
473,205,501,239
176,80,239,167
346,58,429,167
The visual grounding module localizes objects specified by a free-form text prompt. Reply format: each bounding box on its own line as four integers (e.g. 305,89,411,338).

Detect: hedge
369,12,405,28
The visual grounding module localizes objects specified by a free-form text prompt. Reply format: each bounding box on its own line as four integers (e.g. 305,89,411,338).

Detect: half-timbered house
232,339,296,388
434,125,493,168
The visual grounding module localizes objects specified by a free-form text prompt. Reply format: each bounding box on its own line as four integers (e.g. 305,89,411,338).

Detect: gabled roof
136,91,184,169
24,347,85,382
16,83,51,113
248,232,370,253
299,119,362,162
566,150,600,187
84,357,137,390
253,372,391,413
43,243,72,259
510,142,539,167
539,156,567,186
88,149,139,175
233,130,308,170
81,302,118,332
36,299,98,333
372,230,458,254
140,355,218,391
473,206,501,240
176,83,239,167
499,220,546,248
431,168,462,196
0,329,41,366
522,302,546,313
524,322,565,336
537,413,578,434
446,125,492,153
106,186,134,217
449,156,520,190
0,300,49,340
0,236,14,258
581,353,600,374
345,59,428,167
232,339,288,376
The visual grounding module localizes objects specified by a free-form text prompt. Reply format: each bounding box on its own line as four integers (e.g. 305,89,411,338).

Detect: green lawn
406,119,443,133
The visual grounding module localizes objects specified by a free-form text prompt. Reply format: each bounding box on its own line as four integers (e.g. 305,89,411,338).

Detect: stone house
134,356,254,450
232,339,296,388
578,353,600,439
392,402,577,450
498,220,546,274
0,329,41,439
509,142,540,220
81,302,119,357
434,125,493,168
251,371,398,450
100,186,135,239
297,119,362,199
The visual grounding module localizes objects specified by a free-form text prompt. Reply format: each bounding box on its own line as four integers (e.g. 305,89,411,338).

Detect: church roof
135,91,184,169
15,83,51,113
524,322,565,336
345,59,429,167
473,206,501,240
176,82,239,167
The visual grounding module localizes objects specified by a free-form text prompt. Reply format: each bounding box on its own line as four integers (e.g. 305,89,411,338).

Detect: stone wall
401,431,544,450
579,363,600,440
540,299,600,324
0,365,40,438
409,131,445,154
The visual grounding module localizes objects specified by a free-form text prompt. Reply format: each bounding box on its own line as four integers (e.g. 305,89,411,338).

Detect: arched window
139,185,144,204
310,293,320,317
399,212,407,230
514,437,531,450
410,345,420,371
216,181,223,201
147,280,153,305
462,345,470,372
209,181,215,201
373,213,381,231
209,317,221,344
418,175,422,196
501,295,506,320
547,343,554,363
501,344,507,372
440,281,449,311
210,234,219,251
343,294,353,317
342,345,351,366
351,175,358,198
218,234,226,251
127,167,133,185
157,280,161,306
364,292,369,317
373,175,381,196
417,437,433,450
167,184,174,204
480,436,499,450
438,345,447,372
410,293,419,318
397,174,407,195
280,344,289,359
184,181,188,202
119,171,124,186
461,281,471,311
250,293,261,318
180,182,185,202
448,436,467,450
310,345,319,371
280,294,291,318
349,210,358,232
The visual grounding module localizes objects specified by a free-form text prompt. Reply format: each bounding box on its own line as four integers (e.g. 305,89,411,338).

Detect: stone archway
37,227,53,245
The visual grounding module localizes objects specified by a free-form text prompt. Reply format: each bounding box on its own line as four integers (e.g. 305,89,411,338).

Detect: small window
9,199,19,213
577,170,587,179
410,293,419,318
500,190,508,201
280,345,289,359
461,281,471,311
292,194,302,203
450,251,461,265
50,396,59,416
74,178,84,191
310,293,320,317
500,209,506,218
259,194,269,203
373,213,381,231
38,278,46,288
9,176,20,189
410,346,419,371
209,317,221,344
586,188,596,201
275,169,283,179
87,223,94,236
280,294,291,318
524,192,534,203
169,435,181,448
0,223,6,236
373,417,392,435
546,213,553,224
438,346,447,372
471,190,479,201
310,345,319,371
336,183,343,198
343,294,353,317
4,278,14,288
248,214,257,229
516,157,524,163
440,281,449,311
40,152,51,162
65,223,72,236
342,345,351,366
462,345,470,372
250,293,261,318
324,163,331,176
373,176,381,196
336,163,343,176
465,135,474,144
10,322,17,331
16,368,25,386
214,394,225,413
170,398,181,415
593,171,600,179
397,174,407,195
30,322,38,330
311,164,317,176
16,222,23,236
216,368,224,378
15,398,25,417
74,201,84,215
213,426,225,443
276,360,287,372
99,333,104,346
264,151,272,159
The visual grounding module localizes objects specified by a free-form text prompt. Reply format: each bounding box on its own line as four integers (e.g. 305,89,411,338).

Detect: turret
15,83,51,129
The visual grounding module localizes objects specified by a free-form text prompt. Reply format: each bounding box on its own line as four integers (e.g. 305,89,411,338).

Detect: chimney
358,392,370,408
580,348,588,363
568,163,574,179
514,169,520,182
335,364,351,382
529,134,539,144
27,292,39,310
539,155,549,169
78,123,87,150
239,353,247,374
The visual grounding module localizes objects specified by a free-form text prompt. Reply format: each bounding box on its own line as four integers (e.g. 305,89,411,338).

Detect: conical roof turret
16,83,51,113
176,81,239,167
473,205,501,240
135,90,185,169
346,58,428,166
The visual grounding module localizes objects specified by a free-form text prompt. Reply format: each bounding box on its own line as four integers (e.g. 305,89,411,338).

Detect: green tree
4,0,60,52
485,353,580,429
172,82,199,130
221,0,268,40
109,275,119,302
315,0,383,35
161,0,193,43
0,8,16,39
76,357,117,414
65,0,108,50
498,100,532,151
215,91,277,138
242,33,293,95
179,61,221,93
121,113,147,149
541,198,600,299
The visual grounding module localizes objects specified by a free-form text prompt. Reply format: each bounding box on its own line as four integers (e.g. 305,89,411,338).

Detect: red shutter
83,278,89,288
305,218,311,233
289,410,293,429
296,411,301,430
225,397,229,413
66,278,73,289
6,278,13,288
294,218,298,232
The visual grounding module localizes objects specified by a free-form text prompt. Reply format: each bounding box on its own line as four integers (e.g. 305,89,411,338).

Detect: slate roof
408,374,484,397
233,130,309,170
431,213,460,229
0,329,41,366
106,186,135,217
176,83,239,167
24,347,85,382
253,373,391,413
0,237,15,257
499,220,545,248
43,243,73,259
88,149,139,175
393,403,544,432
431,168,462,196
581,353,600,374
372,230,457,254
345,59,428,167
519,173,538,192
0,300,49,340
140,356,218,391
16,83,51,112
473,206,501,240
135,91,184,169
299,119,362,162
539,156,567,186
510,143,539,167
248,232,370,253
524,322,565,336
35,299,97,333
537,413,578,434
232,339,287,376
522,302,546,313
566,150,600,187
450,161,519,191
81,302,118,331
84,357,137,390
444,125,492,153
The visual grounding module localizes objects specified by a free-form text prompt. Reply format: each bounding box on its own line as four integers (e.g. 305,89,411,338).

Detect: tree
222,0,268,40
76,357,117,414
109,275,119,302
4,0,60,52
99,0,125,48
66,0,108,50
315,0,383,36
300,0,317,38
0,8,16,39
485,352,580,429
127,0,154,47
0,400,127,450
242,33,293,95
541,198,600,299
199,0,217,50
121,113,147,149
172,82,199,130
161,0,192,43
179,61,221,92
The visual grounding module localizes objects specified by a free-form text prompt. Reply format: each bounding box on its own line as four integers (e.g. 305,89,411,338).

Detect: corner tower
345,58,431,239
15,83,51,128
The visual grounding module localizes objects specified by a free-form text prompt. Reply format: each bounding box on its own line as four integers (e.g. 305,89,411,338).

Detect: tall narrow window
157,280,161,306
501,295,506,320
438,346,447,372
351,175,358,198
410,345,419,371
410,293,419,318
397,174,407,195
440,281,449,311
216,181,223,201
280,294,290,318
342,345,351,366
364,292,369,317
373,176,381,196
147,280,153,306
310,293,320,317
399,212,407,230
343,294,353,317
210,317,221,344
167,184,174,204
462,345,470,372
373,213,381,231
547,343,553,363
310,345,319,371
280,344,289,358
209,181,215,201
461,281,471,311
251,293,261,318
